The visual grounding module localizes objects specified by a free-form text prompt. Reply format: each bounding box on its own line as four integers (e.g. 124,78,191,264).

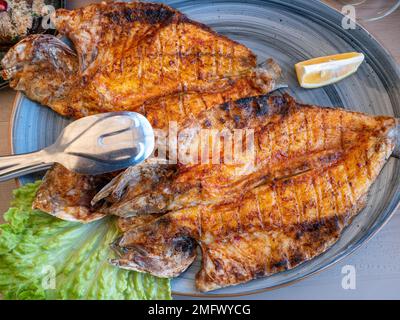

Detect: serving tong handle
0,150,52,182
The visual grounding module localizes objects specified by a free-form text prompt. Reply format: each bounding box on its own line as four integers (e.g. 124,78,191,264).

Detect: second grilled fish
111,94,398,291
0,2,284,222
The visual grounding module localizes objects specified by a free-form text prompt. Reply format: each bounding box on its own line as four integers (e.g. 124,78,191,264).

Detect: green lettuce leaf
0,182,171,300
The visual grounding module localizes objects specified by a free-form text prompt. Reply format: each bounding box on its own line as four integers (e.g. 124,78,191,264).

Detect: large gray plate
11,0,400,297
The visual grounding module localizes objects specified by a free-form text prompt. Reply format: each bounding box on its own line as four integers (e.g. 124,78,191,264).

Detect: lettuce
0,182,171,300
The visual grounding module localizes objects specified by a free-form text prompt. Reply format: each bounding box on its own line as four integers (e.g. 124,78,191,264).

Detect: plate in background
10,0,400,296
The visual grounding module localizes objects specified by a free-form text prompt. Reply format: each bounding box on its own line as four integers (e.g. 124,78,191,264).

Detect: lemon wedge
295,52,365,88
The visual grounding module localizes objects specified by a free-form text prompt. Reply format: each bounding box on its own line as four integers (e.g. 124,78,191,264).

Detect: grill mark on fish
4,2,265,121
107,94,395,222
311,175,321,224
177,21,184,92
325,171,336,220
360,146,369,182
286,105,294,156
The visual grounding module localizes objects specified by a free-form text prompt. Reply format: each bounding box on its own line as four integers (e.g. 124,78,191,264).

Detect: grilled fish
98,94,397,217
1,2,284,222
111,94,398,291
29,55,282,222
2,2,282,118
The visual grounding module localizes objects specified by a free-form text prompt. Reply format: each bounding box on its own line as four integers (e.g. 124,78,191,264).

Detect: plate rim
8,0,400,298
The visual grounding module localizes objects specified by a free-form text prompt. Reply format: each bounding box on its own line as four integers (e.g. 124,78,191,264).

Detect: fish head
109,215,197,278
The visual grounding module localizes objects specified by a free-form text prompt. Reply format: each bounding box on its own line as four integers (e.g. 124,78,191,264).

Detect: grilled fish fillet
1,2,284,222
99,93,396,217
111,94,397,291
2,2,282,118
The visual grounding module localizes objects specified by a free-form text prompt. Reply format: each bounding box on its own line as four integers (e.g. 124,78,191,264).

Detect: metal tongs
0,112,155,181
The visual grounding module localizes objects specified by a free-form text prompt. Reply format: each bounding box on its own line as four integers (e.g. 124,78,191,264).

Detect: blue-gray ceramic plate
0,0,66,89
10,0,400,297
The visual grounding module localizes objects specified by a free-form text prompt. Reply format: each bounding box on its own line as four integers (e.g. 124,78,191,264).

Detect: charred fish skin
31,55,283,222
111,94,396,292
105,93,396,218
91,60,285,208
